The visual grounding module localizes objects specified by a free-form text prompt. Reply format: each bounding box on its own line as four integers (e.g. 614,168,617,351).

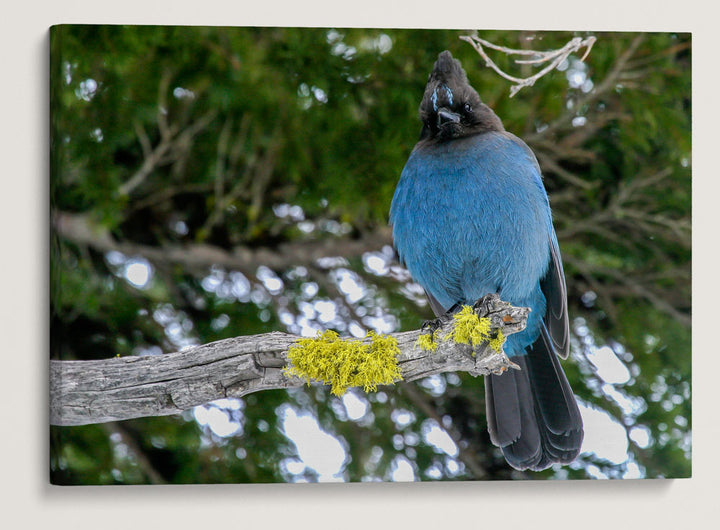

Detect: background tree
50,26,691,483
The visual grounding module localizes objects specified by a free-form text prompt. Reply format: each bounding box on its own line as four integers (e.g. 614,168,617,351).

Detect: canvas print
49,25,691,483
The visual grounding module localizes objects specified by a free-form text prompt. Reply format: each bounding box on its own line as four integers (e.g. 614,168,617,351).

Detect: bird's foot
421,303,463,334
471,293,501,316
420,317,443,335
471,293,529,334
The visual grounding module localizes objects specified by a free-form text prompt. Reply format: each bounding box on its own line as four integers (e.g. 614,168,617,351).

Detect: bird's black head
418,50,504,142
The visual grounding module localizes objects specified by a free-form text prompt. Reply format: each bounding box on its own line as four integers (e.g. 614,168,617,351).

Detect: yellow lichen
416,306,506,354
416,329,440,351
284,330,403,396
445,305,505,354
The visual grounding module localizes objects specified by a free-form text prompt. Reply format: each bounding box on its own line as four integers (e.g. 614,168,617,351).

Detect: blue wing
541,230,570,359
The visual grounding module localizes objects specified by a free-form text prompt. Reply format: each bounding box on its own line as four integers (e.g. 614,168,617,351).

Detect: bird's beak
437,108,461,128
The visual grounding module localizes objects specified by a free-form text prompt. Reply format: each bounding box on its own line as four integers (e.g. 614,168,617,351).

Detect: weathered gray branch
50,294,528,426
460,33,596,97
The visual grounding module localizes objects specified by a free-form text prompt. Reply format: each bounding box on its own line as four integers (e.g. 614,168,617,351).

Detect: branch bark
50,294,528,427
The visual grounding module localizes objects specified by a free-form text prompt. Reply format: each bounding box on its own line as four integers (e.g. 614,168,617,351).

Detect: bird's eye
464,103,473,114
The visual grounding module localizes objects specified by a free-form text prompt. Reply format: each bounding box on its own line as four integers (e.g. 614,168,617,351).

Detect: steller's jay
390,50,583,471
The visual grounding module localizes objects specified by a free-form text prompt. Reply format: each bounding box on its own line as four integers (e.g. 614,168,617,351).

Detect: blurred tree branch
102,422,167,484
525,34,645,143
554,167,691,326
399,382,489,479
119,111,217,197
53,210,393,278
118,71,218,197
50,294,528,426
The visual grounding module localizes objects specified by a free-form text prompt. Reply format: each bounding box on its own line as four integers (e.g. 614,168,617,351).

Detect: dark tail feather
485,326,583,471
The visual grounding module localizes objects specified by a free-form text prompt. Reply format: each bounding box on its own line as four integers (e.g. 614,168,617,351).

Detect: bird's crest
422,51,479,113
428,51,470,88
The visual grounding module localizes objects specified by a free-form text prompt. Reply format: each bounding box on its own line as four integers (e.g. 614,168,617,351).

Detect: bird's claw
421,303,463,334
472,293,500,316
421,317,442,335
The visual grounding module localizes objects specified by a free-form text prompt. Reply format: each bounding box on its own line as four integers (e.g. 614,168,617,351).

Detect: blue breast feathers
390,131,553,355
